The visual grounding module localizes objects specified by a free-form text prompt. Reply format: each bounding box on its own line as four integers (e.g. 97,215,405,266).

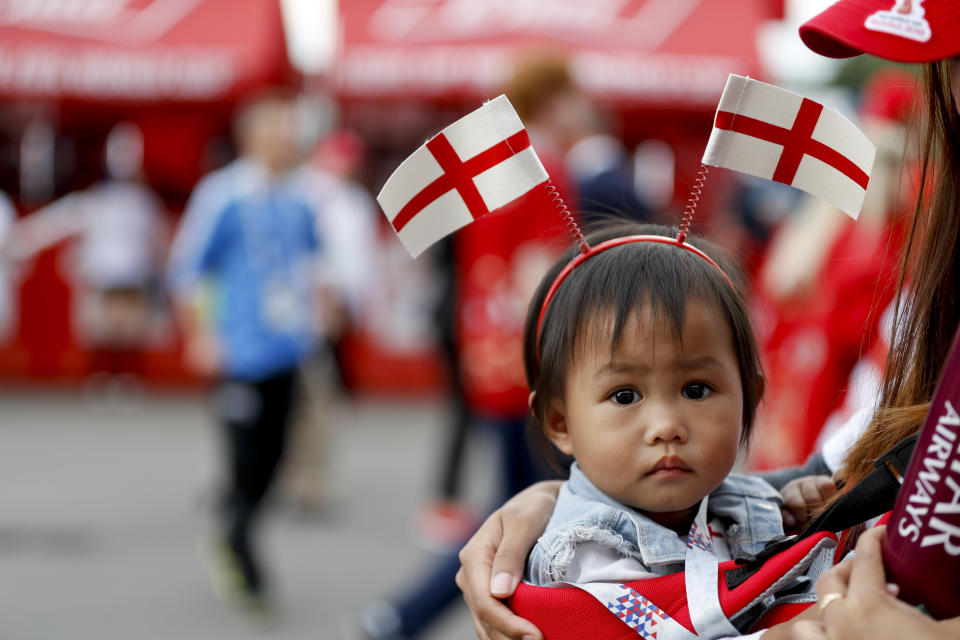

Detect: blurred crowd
0,43,921,638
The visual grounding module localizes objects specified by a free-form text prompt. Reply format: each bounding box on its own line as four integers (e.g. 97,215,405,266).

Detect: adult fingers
487,482,560,598
790,620,828,640
455,482,559,640
846,525,888,595
456,564,541,640
814,555,853,601
456,516,543,640
456,567,492,640
818,526,921,629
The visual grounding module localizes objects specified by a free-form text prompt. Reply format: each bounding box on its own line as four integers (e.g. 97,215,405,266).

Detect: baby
521,221,822,637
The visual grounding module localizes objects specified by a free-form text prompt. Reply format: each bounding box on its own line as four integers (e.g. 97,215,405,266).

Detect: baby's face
545,300,744,531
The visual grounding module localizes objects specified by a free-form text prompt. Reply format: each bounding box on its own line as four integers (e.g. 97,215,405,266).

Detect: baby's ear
544,398,574,456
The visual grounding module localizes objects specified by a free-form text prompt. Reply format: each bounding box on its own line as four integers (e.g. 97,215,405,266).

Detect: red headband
534,234,735,356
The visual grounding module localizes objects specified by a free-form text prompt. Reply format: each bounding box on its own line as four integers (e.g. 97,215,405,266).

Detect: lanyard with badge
236,181,307,335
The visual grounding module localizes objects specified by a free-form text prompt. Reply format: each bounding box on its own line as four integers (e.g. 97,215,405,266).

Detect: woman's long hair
840,60,960,487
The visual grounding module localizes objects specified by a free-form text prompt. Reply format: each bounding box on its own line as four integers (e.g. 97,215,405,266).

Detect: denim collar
564,462,782,566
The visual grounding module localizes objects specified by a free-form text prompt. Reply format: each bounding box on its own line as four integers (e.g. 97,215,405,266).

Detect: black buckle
872,433,919,484
727,535,796,590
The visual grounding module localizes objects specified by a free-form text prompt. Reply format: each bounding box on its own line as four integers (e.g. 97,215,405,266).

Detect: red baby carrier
510,531,836,639
509,435,917,639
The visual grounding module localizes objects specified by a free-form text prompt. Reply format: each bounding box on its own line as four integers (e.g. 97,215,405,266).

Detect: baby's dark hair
523,220,764,465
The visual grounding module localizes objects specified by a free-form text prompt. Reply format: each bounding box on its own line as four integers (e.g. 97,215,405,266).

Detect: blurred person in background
724,177,804,274
0,190,16,342
749,68,917,470
342,54,581,640
405,56,598,550
285,127,379,512
413,231,481,550
449,54,583,521
564,105,654,226
167,88,319,611
6,122,167,391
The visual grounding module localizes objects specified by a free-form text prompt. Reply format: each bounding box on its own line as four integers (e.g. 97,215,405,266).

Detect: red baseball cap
800,0,960,63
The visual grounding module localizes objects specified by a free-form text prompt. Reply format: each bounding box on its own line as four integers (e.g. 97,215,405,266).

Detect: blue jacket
168,159,319,380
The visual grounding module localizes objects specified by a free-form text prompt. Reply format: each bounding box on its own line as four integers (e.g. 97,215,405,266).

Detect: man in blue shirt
168,89,319,608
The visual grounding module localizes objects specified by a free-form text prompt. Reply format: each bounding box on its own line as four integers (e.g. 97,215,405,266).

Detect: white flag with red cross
377,95,549,258
703,75,876,219
377,95,549,257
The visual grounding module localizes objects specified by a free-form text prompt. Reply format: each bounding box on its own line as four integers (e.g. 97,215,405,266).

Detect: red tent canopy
0,0,293,104
335,0,780,108
0,1,297,386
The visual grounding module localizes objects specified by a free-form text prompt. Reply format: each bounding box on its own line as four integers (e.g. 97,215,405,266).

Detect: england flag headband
376,78,876,357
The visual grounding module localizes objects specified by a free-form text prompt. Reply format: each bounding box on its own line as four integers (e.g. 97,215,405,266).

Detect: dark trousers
215,368,298,593
395,415,561,637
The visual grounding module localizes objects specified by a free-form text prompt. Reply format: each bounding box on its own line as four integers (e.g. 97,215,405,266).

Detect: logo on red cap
865,0,932,43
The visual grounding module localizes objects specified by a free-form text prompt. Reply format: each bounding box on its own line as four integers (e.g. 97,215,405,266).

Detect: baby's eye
610,388,641,405
682,383,712,400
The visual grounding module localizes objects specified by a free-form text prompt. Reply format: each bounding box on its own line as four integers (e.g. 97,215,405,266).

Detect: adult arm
455,480,562,640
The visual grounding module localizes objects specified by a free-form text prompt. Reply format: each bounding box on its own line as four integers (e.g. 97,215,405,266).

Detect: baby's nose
643,405,688,444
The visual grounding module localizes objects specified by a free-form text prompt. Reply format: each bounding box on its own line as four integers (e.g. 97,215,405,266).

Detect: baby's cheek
580,449,632,489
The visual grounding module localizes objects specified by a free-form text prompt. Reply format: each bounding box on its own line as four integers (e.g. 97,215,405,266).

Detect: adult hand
790,525,960,640
455,480,562,640
788,619,827,640
779,475,837,531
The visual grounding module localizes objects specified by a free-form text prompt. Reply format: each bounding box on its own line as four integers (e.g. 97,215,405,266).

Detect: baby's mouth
646,455,692,476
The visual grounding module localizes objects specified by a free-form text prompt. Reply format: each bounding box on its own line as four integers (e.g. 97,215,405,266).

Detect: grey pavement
0,389,493,640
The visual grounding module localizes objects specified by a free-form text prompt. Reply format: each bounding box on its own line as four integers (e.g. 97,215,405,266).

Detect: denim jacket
526,462,785,586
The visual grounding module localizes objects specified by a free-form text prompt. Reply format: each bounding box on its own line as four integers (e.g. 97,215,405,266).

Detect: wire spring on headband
677,164,710,244
545,180,590,255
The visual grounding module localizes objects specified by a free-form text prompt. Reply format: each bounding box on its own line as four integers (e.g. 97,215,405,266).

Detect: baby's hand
779,475,838,532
